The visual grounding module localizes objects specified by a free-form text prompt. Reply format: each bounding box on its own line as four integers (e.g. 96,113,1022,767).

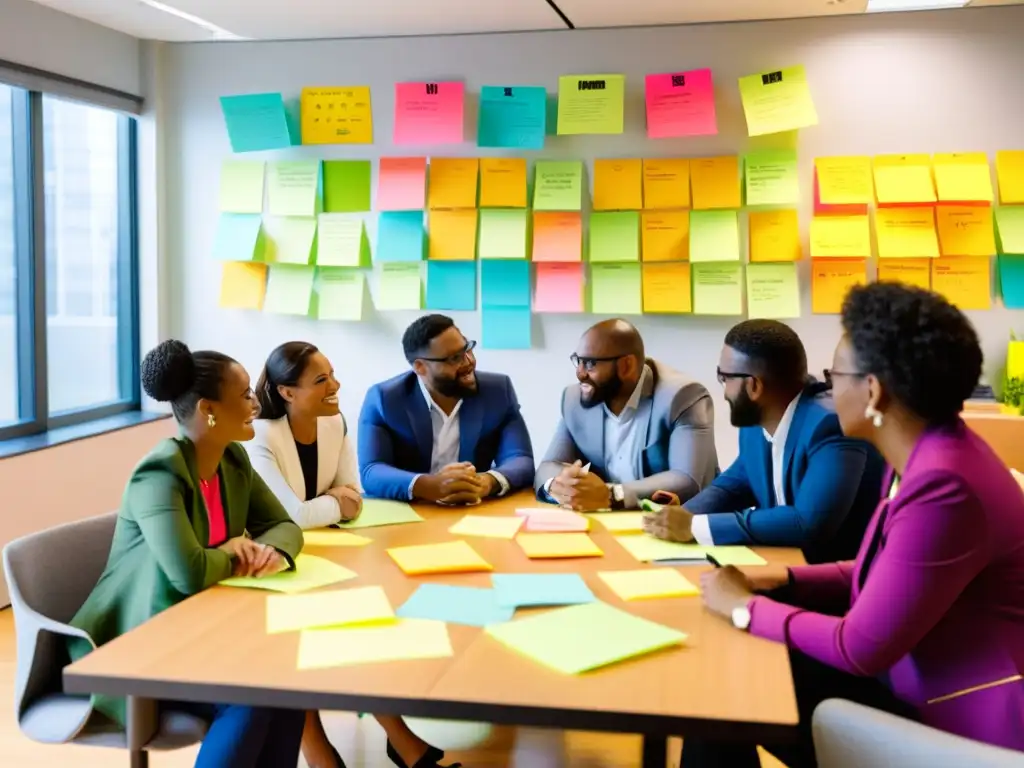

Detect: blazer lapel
275,417,306,500
458,396,483,465
781,394,812,503
316,417,340,492
219,455,249,538
406,389,434,470
175,436,210,543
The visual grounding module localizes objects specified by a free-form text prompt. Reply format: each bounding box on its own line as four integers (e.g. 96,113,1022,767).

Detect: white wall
161,7,1024,466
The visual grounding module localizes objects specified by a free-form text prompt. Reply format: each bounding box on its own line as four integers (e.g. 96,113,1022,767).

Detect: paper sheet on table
590,264,642,315
426,261,476,312
691,156,741,210
316,216,369,267
744,149,799,206
689,210,740,262
532,212,582,262
337,499,424,529
397,584,514,627
387,540,493,575
297,619,452,671
491,573,596,608
876,208,940,259
268,161,321,217
873,155,936,205
449,514,524,540
477,86,546,150
738,65,818,137
263,265,314,315
516,532,603,559
315,269,365,321
213,214,265,262
615,535,708,562
428,158,479,210
998,256,1024,309
219,161,265,213
376,264,422,310
815,157,873,206
704,546,769,566
644,69,717,138
593,159,643,211
302,530,372,548
377,212,425,263
599,569,699,600
877,259,930,291
220,93,295,153
533,161,583,211
933,153,993,203
394,81,464,145
323,160,371,213
692,263,743,316
811,258,867,314
220,261,267,310
746,262,800,319
300,87,373,145
479,210,528,260
587,512,645,534
642,263,692,314
428,209,477,261
641,211,689,262
516,508,590,533
481,260,530,308
931,257,991,311
643,159,691,210
996,150,1024,205
220,554,356,594
377,157,427,211
535,263,584,313
590,212,640,263
809,215,871,259
266,586,394,634
479,158,528,207
266,217,317,265
482,307,532,349
936,206,996,257
996,206,1024,254
749,210,800,262
485,601,686,674
556,74,625,135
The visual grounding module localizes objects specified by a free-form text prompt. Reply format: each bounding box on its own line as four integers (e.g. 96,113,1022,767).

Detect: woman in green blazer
67,340,306,768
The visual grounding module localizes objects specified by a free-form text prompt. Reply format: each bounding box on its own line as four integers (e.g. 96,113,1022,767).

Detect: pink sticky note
535,263,584,313
394,81,464,145
813,170,868,217
377,157,427,211
516,508,590,532
645,69,717,138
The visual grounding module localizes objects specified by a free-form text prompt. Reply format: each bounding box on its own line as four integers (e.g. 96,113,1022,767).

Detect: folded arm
245,462,304,568
247,439,342,529
357,388,418,501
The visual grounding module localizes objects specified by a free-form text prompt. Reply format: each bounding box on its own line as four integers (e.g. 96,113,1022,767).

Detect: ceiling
25,0,1024,42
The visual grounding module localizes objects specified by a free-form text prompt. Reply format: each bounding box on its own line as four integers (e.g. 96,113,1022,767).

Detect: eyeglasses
823,368,867,389
419,340,477,367
570,353,622,372
716,367,754,384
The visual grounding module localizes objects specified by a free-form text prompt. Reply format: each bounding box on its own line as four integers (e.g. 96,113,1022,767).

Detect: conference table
63,490,803,767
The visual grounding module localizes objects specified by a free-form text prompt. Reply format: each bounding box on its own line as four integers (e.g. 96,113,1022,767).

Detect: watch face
732,606,752,630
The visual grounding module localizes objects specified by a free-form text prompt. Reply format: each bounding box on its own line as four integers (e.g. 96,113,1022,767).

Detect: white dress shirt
602,366,650,485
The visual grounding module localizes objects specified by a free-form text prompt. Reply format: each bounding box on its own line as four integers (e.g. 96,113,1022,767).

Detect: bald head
572,319,647,412
580,319,645,361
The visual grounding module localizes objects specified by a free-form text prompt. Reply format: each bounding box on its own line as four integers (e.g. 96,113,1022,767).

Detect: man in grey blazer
535,319,719,511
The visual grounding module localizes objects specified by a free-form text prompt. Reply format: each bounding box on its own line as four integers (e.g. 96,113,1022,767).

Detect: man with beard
358,314,534,504
534,319,719,512
643,319,883,564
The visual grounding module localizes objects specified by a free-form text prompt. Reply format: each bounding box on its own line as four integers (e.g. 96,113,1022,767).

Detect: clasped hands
417,462,498,506
325,483,363,522
218,536,287,578
548,460,613,512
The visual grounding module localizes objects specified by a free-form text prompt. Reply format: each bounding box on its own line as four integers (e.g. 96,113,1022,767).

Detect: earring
207,413,216,428
865,405,884,428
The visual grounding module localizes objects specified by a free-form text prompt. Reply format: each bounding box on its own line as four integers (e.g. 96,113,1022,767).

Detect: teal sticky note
481,260,530,308
426,261,476,311
482,307,531,349
478,86,547,149
491,573,596,608
377,211,424,262
397,584,514,627
263,265,314,315
219,93,295,153
999,255,1024,309
213,213,265,261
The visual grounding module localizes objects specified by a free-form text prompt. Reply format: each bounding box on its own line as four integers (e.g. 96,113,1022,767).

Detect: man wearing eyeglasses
534,319,719,512
357,313,534,504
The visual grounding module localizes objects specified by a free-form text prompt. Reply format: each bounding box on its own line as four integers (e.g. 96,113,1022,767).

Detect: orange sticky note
935,205,996,257
535,263,584,313
479,158,527,208
641,211,689,262
593,159,643,211
387,540,493,576
643,159,691,210
220,261,267,309
691,156,741,210
809,215,871,259
427,158,479,210
428,209,478,261
996,150,1024,205
811,258,867,314
877,259,931,290
378,157,427,211
875,207,940,259
516,533,604,559
931,257,991,310
642,263,692,313
749,210,801,262
874,154,936,205
532,212,582,262
933,153,993,203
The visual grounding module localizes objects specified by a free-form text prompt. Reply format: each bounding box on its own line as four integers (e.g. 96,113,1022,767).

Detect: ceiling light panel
553,0,867,29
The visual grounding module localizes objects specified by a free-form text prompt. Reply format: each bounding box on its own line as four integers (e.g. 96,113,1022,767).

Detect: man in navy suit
358,314,535,503
644,320,883,564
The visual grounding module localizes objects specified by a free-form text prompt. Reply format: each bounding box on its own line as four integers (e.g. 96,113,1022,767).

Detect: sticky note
300,87,373,145
811,258,867,314
703,546,768,567
642,263,692,314
268,161,321,217
533,212,582,262
219,93,294,152
877,259,930,290
745,149,799,207
689,210,740,263
337,499,424,529
219,261,267,310
267,217,317,265
534,161,583,211
377,157,427,211
998,256,1024,309
316,216,369,267
738,65,818,136
482,307,531,349
615,535,708,562
749,210,801,262
747,262,800,319
323,160,371,213
996,151,1024,204
316,269,366,321
479,210,528,260
874,155,936,205
809,215,871,259
692,263,743,316
213,214,265,262
590,212,640,263
876,208,940,259
492,573,596,608
263,265,314,315
535,263,584,313
479,158,527,208
933,153,993,203
643,159,691,210
397,585,514,627
590,263,642,315
642,212,689,262
556,74,625,135
518,508,590,533
449,514,524,539
931,257,991,311
387,540,492,576
691,156,741,210
815,156,873,206
394,81,464,145
477,85,546,149
377,211,424,262
297,619,452,671
428,209,478,261
587,512,645,534
376,263,422,310
219,161,265,214
644,69,717,138
426,261,476,311
220,553,355,594
481,259,530,308
301,530,372,547
996,207,1024,254
599,569,699,601
266,586,394,634
516,532,603,559
936,206,996,257
814,171,869,217
428,158,479,210
593,159,643,211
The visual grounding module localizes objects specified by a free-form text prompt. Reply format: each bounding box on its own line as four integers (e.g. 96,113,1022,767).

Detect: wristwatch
731,605,752,631
608,483,625,510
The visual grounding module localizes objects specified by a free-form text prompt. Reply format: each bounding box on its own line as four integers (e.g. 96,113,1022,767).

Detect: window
0,85,15,426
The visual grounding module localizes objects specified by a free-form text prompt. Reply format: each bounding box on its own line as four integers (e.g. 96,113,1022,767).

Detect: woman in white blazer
249,342,458,768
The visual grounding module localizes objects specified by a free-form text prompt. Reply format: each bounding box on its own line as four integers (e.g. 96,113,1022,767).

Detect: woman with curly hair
688,283,1024,766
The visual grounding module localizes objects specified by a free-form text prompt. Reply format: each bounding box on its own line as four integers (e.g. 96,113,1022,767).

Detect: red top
199,473,227,547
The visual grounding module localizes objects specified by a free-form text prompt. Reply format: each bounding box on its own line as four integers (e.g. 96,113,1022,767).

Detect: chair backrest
813,699,1024,767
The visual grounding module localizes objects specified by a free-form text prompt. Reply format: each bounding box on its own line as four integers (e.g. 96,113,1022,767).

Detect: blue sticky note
491,574,596,608
478,86,547,149
219,93,295,153
377,211,425,262
426,261,476,311
213,213,264,261
396,584,514,627
482,307,532,349
999,255,1024,309
481,260,530,308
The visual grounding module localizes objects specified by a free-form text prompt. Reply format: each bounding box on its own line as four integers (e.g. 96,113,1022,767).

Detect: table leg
641,734,667,768
128,749,149,768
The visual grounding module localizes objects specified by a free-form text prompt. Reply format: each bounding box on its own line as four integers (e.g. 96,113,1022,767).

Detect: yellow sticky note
556,74,625,135
643,159,690,210
935,205,996,257
996,151,1024,204
933,153,993,203
387,540,492,575
449,515,524,540
931,256,991,310
746,262,801,319
737,65,818,137
268,161,321,217
300,87,373,145
479,158,527,208
749,210,801,262
598,569,700,601
874,155,936,205
587,512,645,533
266,586,394,634
878,258,931,290
876,207,939,259
220,554,356,594
641,211,689,262
809,215,871,259
815,157,873,205
427,158,479,210
219,161,265,213
428,209,478,261
691,156,741,210
220,261,267,310
812,258,867,314
593,159,643,211
516,533,604,559
642,263,692,314
297,618,453,671
301,530,373,547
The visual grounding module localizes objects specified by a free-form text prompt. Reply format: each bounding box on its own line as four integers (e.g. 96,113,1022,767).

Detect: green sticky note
615,535,709,562
268,217,317,265
323,160,371,213
478,209,528,259
219,161,265,213
746,262,800,319
590,263,642,314
556,75,626,135
376,263,422,310
690,210,740,262
268,160,321,216
590,211,640,263
219,554,356,594
212,213,265,261
316,215,369,267
337,499,425,529
533,161,583,211
693,263,744,316
315,268,365,321
263,265,315,315
745,149,799,206
995,206,1024,254
485,601,685,674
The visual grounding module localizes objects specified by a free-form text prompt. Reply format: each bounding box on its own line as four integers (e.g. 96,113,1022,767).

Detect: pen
706,553,723,568
580,462,591,475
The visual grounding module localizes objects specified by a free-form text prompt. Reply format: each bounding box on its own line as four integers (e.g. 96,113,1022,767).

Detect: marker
706,553,723,568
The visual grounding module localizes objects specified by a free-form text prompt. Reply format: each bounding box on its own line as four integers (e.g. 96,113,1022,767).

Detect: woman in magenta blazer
689,282,1024,767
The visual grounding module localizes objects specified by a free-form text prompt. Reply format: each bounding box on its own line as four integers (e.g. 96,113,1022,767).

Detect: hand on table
415,462,491,505
326,484,363,521
549,461,610,512
250,545,287,578
217,536,265,577
642,505,695,542
701,566,757,621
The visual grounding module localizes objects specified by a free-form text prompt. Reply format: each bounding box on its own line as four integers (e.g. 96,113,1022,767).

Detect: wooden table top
64,491,803,742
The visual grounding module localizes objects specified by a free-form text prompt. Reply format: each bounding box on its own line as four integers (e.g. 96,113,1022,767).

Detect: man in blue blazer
358,314,535,503
644,320,883,564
